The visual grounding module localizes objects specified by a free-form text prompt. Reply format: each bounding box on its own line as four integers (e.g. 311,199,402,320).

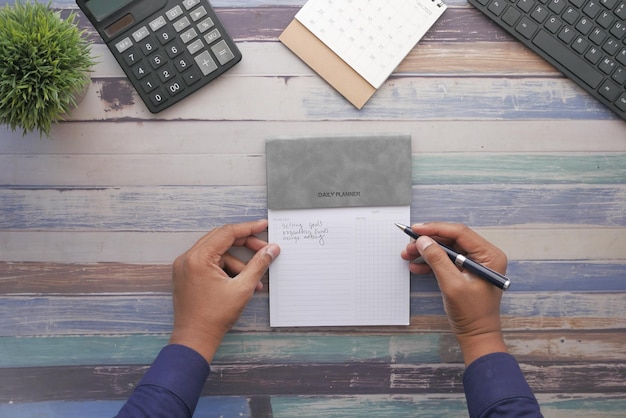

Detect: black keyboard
468,0,626,120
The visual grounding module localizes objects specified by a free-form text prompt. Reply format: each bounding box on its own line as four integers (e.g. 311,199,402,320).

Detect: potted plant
0,0,94,137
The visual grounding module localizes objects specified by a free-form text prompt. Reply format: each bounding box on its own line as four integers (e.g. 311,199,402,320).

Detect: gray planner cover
266,134,412,210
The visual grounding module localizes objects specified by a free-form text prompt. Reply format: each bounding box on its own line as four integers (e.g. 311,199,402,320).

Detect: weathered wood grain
1,261,624,294
1,331,625,368
1,293,624,336
2,362,625,402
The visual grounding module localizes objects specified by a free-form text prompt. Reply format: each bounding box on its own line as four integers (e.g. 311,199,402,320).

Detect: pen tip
394,222,406,230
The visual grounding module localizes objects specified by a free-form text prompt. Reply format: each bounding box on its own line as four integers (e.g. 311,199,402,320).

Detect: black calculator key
157,28,176,45
183,67,202,85
175,55,193,72
122,47,141,66
166,79,185,96
149,53,167,69
149,89,168,107
140,76,159,93
166,41,184,58
157,64,176,82
132,63,150,80
140,37,159,56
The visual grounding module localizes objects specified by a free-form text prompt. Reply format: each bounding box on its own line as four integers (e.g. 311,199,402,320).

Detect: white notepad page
268,206,410,327
295,0,447,88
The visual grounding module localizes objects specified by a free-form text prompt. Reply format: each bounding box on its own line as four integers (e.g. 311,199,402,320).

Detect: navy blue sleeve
115,344,211,418
463,352,543,418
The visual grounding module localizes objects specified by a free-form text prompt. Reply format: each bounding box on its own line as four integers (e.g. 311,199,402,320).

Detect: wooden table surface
1,0,625,416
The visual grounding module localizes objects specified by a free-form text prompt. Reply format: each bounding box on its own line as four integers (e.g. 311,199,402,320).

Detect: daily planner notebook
266,134,412,327
280,0,447,108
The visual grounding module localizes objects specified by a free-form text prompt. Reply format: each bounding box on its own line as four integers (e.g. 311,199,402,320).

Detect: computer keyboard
468,0,626,120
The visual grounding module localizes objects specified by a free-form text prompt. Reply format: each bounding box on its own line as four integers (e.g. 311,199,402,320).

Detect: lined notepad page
268,206,410,327
295,0,447,88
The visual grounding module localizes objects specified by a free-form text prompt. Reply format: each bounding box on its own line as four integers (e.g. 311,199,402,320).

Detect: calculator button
194,50,218,75
181,28,198,44
175,55,193,72
140,76,159,93
211,40,236,65
132,64,150,80
173,16,191,33
166,79,185,96
187,39,204,55
204,28,221,44
140,37,158,55
183,67,202,85
149,15,167,32
132,26,150,42
149,53,167,69
122,46,140,66
157,64,176,82
166,41,184,58
149,89,168,107
190,6,207,22
115,37,133,53
166,5,184,21
157,28,176,45
183,0,201,10
197,17,215,33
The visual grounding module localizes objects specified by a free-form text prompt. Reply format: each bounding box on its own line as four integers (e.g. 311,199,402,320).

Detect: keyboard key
548,0,566,14
612,67,626,84
584,46,603,64
582,1,602,18
488,0,507,15
615,93,626,111
599,80,620,100
533,30,604,88
516,17,538,39
558,26,576,43
544,16,562,33
531,5,549,23
502,7,522,26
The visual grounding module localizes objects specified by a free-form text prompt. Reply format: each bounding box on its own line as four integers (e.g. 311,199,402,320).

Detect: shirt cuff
463,352,537,418
137,344,211,415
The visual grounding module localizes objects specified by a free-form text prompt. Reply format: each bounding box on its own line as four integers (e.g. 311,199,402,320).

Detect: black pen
395,223,511,290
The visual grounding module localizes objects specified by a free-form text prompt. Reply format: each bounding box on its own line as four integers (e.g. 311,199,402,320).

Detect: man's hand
401,222,508,366
169,220,280,363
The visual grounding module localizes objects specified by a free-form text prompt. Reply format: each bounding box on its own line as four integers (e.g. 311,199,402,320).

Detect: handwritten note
268,206,410,327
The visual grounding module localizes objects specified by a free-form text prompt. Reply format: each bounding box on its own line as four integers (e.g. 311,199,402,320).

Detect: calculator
76,0,242,113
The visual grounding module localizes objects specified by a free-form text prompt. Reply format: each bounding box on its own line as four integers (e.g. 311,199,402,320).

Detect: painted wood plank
1,261,624,294
2,395,626,418
1,331,625,368
2,363,625,402
2,185,626,231
2,154,625,187
1,227,625,263
61,76,619,121
0,293,624,336
3,121,625,155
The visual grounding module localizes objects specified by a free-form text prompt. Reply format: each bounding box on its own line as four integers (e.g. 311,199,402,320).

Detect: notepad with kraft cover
279,0,447,109
266,134,412,327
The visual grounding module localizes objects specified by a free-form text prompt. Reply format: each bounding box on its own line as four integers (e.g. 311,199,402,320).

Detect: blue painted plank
2,183,626,231
1,292,624,336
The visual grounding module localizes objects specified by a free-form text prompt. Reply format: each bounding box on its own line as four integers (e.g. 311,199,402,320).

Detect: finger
235,244,280,291
197,220,270,256
415,236,464,292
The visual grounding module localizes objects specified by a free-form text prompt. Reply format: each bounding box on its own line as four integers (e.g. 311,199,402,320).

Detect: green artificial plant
0,1,94,136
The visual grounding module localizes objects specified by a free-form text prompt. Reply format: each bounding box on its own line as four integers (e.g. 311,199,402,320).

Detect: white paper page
268,206,410,327
295,0,446,88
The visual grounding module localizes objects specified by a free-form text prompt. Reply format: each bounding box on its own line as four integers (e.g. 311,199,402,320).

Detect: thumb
416,236,460,289
237,244,280,290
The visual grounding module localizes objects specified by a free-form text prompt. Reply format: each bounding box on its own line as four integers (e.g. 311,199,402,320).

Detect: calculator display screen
85,0,134,21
